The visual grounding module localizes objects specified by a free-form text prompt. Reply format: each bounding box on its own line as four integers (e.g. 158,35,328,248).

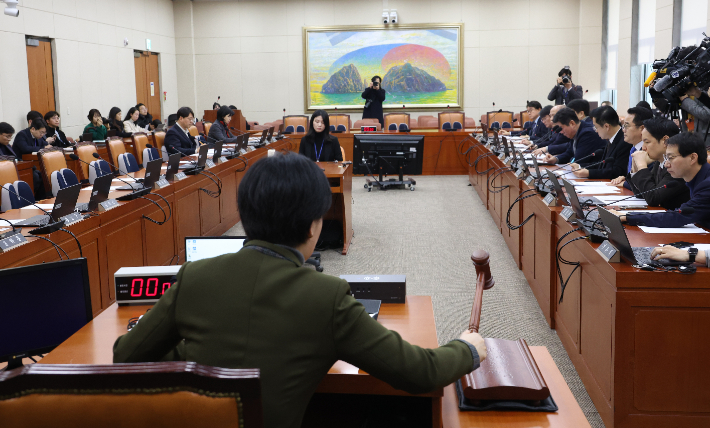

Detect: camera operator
548,66,583,105
680,85,710,145
362,76,386,128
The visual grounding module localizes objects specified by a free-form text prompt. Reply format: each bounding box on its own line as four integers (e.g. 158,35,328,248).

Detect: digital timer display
361,126,377,132
114,266,182,305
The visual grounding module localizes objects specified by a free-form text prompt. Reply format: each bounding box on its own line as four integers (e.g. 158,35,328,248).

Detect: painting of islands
303,24,463,111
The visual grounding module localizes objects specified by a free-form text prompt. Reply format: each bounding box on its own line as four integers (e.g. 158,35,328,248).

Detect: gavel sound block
460,250,551,403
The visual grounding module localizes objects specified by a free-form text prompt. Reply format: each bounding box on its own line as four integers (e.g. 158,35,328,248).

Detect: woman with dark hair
208,105,239,144
124,107,148,134
84,109,107,141
213,102,221,110
298,110,343,162
108,107,132,138
43,111,71,148
135,103,153,129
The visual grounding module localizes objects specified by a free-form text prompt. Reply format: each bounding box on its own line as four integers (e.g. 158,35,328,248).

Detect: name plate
498,153,506,160
205,159,216,168
485,142,491,149
99,199,119,212
154,177,170,189
61,212,84,226
596,240,620,262
542,193,557,206
219,156,228,164
524,176,535,186
514,168,524,178
560,206,576,222
504,157,512,165
0,232,28,253
175,172,187,181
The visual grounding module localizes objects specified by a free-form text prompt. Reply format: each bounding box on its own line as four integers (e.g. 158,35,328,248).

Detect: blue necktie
627,146,636,173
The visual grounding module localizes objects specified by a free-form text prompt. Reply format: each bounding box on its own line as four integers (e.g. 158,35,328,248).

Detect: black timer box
339,275,406,303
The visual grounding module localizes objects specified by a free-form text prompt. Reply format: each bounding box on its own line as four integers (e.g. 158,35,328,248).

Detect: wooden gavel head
471,250,495,290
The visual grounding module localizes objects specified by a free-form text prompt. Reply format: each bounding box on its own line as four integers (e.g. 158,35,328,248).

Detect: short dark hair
30,118,47,130
539,105,553,118
372,75,381,83
126,107,138,120
626,107,653,126
229,105,237,110
567,99,590,117
216,105,234,122
0,122,15,135
136,103,146,109
87,109,102,122
642,116,680,141
151,119,163,128
636,100,652,110
526,100,542,110
43,111,60,122
177,107,194,119
27,111,42,124
213,102,221,110
558,67,572,77
590,105,620,127
552,107,579,126
238,152,332,247
666,132,707,164
306,110,330,139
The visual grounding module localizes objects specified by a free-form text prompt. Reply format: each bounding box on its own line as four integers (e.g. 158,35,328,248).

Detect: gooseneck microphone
1,184,65,235
91,153,151,200
87,153,140,189
548,148,605,172
555,157,614,178
604,181,681,208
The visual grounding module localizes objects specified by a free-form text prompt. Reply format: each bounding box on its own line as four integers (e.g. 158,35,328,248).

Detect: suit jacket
546,132,572,153
587,129,632,179
299,134,343,162
113,240,478,428
534,127,555,147
361,87,386,125
512,117,546,140
12,128,48,157
45,126,72,148
555,119,606,166
0,142,17,159
207,121,240,144
164,124,197,155
627,161,690,210
548,84,583,105
627,163,710,228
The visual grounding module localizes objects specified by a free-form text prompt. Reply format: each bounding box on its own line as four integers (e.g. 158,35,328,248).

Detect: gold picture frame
303,23,464,113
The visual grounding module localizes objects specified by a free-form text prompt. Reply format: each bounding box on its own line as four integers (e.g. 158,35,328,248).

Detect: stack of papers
639,225,709,234
21,204,53,211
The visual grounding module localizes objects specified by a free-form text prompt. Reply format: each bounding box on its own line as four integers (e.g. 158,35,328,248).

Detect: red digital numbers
130,278,143,297
128,277,172,299
146,278,158,296
162,282,171,294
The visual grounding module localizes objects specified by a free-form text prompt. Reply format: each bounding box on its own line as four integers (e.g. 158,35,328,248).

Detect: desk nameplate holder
542,193,557,207
205,159,216,168
219,156,228,164
596,240,621,263
514,168,525,178
61,212,84,226
498,153,505,161
524,175,535,186
99,199,119,212
174,172,187,181
560,206,576,222
154,177,170,189
0,232,28,253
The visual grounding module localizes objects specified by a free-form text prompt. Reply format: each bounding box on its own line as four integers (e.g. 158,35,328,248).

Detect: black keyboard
14,214,50,227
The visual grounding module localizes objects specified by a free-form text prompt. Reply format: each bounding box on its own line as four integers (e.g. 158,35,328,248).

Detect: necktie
627,146,636,173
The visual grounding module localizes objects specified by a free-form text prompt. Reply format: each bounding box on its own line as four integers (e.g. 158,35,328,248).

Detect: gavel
468,250,495,333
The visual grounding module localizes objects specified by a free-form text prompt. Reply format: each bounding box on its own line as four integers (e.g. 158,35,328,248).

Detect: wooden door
134,51,161,121
26,39,56,115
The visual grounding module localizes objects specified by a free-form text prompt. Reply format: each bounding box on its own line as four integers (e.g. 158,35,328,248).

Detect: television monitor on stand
353,134,424,191
0,258,93,370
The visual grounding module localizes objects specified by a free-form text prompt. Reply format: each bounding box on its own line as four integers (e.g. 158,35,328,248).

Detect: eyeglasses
663,154,681,163
622,123,638,130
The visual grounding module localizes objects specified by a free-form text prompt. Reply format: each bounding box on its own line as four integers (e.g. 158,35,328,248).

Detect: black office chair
305,252,323,272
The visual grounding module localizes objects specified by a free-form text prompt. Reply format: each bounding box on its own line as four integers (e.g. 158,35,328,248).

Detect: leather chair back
329,114,351,132
188,126,199,137
520,111,530,127
75,142,99,181
204,122,212,137
384,113,410,132
107,138,127,172
438,112,465,131
486,111,514,130
0,362,263,428
0,158,19,187
153,131,166,151
38,147,68,192
284,115,309,133
132,133,150,165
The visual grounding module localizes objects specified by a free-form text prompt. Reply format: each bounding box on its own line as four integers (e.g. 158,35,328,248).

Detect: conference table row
468,136,710,428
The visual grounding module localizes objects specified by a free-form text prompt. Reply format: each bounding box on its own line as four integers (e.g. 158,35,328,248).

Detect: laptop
165,153,181,181
265,126,275,142
501,137,511,158
116,158,163,191
185,236,247,262
14,183,82,227
212,140,224,163
562,178,603,225
546,170,570,206
248,130,268,147
597,207,687,267
76,173,113,213
179,144,209,173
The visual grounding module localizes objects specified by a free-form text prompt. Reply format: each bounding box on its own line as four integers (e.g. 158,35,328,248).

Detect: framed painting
303,23,463,112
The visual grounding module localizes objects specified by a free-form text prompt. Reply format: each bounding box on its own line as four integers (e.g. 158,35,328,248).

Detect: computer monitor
185,236,247,262
0,258,93,369
352,134,424,176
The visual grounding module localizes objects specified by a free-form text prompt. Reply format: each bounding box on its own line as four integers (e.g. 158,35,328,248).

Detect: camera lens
562,77,570,84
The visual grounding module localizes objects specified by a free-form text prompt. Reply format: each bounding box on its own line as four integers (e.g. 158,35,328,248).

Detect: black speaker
339,275,406,303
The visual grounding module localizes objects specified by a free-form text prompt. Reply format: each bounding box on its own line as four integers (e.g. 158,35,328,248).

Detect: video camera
649,33,710,115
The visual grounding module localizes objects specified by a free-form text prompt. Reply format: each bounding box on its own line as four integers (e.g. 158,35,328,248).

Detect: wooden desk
468,139,710,427
39,296,585,428
318,162,353,255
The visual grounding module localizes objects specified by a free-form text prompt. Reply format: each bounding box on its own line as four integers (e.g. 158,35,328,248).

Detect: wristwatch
688,247,698,263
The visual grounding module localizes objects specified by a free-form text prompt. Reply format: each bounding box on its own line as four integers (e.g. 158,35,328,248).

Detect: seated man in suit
624,116,689,209
501,101,547,142
533,105,571,152
543,107,606,167
0,122,16,158
164,106,198,155
610,106,655,186
570,106,631,179
113,152,487,428
548,66,583,105
13,118,48,157
612,132,710,228
567,99,592,125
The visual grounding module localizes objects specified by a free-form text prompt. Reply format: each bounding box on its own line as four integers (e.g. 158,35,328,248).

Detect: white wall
174,0,601,125
0,0,178,140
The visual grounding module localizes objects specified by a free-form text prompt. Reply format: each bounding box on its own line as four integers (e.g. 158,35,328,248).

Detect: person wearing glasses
610,107,654,186
610,132,710,228
570,105,631,179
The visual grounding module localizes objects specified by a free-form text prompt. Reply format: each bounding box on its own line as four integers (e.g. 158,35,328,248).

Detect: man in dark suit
113,152,487,428
570,106,631,179
547,66,583,105
0,122,16,159
544,107,606,167
502,101,548,142
164,106,198,155
12,118,48,157
614,132,710,228
567,99,591,125
626,116,689,209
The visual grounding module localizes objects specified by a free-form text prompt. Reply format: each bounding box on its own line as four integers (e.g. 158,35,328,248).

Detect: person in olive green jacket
113,152,487,428
83,108,107,141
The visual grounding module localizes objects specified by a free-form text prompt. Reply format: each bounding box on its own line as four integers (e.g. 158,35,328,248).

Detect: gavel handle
468,271,486,333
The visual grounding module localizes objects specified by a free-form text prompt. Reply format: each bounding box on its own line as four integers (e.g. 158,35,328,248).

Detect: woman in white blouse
123,107,149,134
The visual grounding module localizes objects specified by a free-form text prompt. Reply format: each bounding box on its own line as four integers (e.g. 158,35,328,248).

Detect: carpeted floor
226,175,605,427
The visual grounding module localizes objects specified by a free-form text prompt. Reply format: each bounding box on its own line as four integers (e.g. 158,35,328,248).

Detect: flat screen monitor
185,236,247,262
0,258,93,365
353,134,424,175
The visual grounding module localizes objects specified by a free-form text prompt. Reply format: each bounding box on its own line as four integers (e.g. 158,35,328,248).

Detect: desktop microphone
229,126,249,136
555,157,614,178
1,184,65,235
0,217,18,238
601,181,681,208
548,148,605,172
